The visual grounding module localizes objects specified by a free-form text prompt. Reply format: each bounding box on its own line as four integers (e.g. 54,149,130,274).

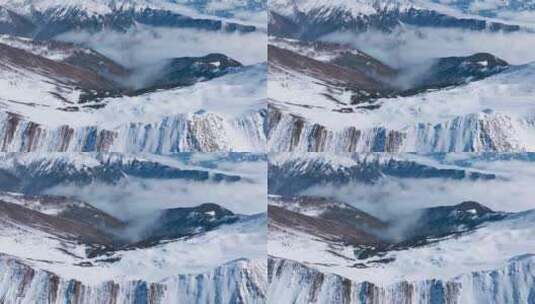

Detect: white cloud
469,0,504,11
301,157,535,219
322,27,535,67
43,155,267,221
58,25,267,67
46,177,266,220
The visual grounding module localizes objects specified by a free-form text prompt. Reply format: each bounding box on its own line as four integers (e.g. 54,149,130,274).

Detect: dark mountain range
270,195,508,260
0,192,254,257
0,37,244,108
400,200,507,242
136,53,243,94
0,6,257,39
268,155,496,196
269,39,512,107
400,53,510,95
135,203,242,246
0,154,242,194
269,7,521,41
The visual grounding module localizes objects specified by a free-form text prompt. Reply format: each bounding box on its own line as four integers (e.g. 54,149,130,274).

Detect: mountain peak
400,201,505,243
455,201,494,215
192,202,236,217
135,203,239,245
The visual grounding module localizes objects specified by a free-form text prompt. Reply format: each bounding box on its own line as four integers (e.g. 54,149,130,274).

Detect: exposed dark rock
400,53,509,95
269,7,520,40
0,7,257,39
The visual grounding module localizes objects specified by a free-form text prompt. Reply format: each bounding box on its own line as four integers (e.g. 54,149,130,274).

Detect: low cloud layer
44,156,267,223
301,158,535,220
322,27,535,68
47,177,266,221
58,26,267,68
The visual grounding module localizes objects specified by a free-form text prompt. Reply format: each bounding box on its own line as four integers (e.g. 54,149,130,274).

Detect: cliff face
0,256,267,304
268,256,535,304
268,108,531,152
0,110,267,153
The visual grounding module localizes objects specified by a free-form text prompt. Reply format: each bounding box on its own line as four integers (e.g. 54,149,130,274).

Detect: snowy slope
268,57,535,152
0,57,267,152
268,153,535,303
0,187,267,302
268,193,535,303
269,203,535,284
0,0,266,36
0,204,266,284
270,0,534,28
268,210,535,303
0,0,267,153
0,254,267,304
0,34,266,153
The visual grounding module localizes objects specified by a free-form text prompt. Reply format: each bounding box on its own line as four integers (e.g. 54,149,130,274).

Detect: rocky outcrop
0,110,267,152
0,256,267,304
267,107,533,152
0,7,257,39
269,6,521,40
268,256,535,304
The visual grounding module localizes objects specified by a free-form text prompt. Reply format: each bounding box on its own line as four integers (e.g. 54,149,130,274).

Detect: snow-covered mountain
0,153,267,303
0,152,250,193
0,195,267,303
1,255,266,303
267,37,535,152
0,0,267,153
269,202,535,303
268,153,535,303
0,34,267,152
269,0,531,40
268,152,497,195
267,0,535,153
0,0,265,39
